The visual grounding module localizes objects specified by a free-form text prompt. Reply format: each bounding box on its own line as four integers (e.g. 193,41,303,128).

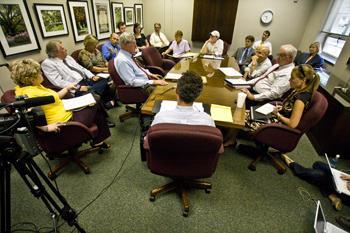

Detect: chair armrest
145,66,165,76
162,59,176,70
253,123,302,152
218,144,224,154
117,85,148,104
143,136,149,150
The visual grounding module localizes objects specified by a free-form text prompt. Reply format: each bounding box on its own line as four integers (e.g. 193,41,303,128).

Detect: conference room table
141,55,246,130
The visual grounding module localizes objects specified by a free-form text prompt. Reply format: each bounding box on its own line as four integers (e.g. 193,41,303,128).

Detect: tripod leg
1,159,11,233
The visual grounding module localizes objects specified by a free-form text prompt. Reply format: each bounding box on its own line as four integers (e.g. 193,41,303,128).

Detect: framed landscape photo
34,4,68,38
92,0,112,40
124,7,134,26
0,0,40,57
67,0,92,42
111,2,124,32
134,4,143,28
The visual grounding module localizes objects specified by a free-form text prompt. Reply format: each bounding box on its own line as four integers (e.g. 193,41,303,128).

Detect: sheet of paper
202,55,224,60
225,79,249,85
180,52,199,58
210,104,233,123
96,73,110,79
160,100,204,112
219,67,242,77
134,51,142,57
201,76,207,84
165,73,182,80
255,103,275,115
62,93,96,111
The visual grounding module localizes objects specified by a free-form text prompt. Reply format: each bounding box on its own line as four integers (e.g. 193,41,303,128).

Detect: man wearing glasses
241,44,297,102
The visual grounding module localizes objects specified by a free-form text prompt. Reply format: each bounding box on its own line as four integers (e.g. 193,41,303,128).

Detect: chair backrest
222,41,230,56
97,44,103,52
108,59,126,86
146,34,151,45
141,47,163,67
71,49,82,62
296,91,328,133
146,123,223,179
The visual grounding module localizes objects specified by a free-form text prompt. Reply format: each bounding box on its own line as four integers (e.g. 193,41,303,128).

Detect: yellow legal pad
210,104,233,123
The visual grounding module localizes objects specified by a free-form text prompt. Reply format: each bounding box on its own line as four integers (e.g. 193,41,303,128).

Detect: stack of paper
210,104,233,122
62,93,96,111
202,55,224,60
218,67,242,77
225,79,251,88
165,73,182,80
255,103,275,115
160,100,204,112
96,73,110,79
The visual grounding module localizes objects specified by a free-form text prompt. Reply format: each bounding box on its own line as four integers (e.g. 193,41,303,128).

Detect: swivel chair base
149,179,211,217
119,105,141,122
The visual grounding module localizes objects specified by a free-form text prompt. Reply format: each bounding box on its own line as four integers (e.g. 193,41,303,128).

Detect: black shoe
107,121,115,128
104,101,114,110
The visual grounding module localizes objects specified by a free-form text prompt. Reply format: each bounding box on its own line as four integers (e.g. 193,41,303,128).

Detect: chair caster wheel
182,211,189,217
83,168,90,174
149,196,155,202
277,169,286,175
98,149,104,154
205,189,211,194
48,172,57,180
248,164,256,171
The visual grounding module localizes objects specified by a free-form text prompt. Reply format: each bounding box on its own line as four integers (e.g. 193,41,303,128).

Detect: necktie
252,64,279,87
132,56,150,80
62,59,88,80
157,33,164,45
240,48,249,65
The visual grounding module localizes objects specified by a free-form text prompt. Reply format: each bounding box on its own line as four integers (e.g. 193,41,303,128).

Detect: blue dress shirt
101,41,120,61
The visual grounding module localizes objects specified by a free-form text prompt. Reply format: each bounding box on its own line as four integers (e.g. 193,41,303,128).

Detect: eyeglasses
298,65,305,77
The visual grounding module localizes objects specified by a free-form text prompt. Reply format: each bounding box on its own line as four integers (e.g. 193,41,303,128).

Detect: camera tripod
0,136,86,233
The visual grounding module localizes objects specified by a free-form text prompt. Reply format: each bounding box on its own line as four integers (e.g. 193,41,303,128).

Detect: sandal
281,154,294,167
329,194,343,211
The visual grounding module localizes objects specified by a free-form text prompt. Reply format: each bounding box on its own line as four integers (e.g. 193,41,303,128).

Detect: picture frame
0,0,40,57
34,4,69,38
124,7,134,26
111,2,124,32
67,0,92,42
91,0,112,40
134,4,143,28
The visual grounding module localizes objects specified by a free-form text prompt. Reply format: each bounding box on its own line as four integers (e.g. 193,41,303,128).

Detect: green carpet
9,106,350,233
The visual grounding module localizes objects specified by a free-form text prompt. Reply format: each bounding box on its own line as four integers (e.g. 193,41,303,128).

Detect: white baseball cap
210,30,220,38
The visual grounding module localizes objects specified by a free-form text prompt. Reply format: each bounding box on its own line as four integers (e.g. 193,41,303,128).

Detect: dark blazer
233,47,255,66
296,53,324,69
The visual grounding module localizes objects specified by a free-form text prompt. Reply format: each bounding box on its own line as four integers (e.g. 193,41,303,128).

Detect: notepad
62,93,96,111
218,67,242,77
255,103,275,115
210,104,233,122
224,79,251,88
202,55,224,60
165,73,182,80
96,73,110,79
160,100,204,112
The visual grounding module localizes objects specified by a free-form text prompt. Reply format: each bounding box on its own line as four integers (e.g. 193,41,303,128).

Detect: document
179,52,199,58
210,104,233,123
201,76,207,84
218,67,242,77
225,78,251,88
165,73,182,80
134,51,142,57
202,55,224,60
255,103,275,115
62,93,96,111
160,100,204,112
96,73,110,79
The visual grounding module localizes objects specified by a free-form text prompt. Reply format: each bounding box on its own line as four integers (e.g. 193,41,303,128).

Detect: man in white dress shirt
149,23,169,53
200,30,224,56
242,44,297,102
253,30,273,56
244,45,272,80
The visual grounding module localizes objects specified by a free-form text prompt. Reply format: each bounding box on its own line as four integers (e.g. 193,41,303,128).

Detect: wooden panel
192,0,238,43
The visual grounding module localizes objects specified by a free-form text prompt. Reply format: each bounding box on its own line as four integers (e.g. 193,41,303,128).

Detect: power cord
297,186,318,206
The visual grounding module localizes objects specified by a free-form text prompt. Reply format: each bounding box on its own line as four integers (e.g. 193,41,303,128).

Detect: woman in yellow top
11,59,111,148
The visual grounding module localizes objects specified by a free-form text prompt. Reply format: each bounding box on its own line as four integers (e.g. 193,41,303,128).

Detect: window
320,0,350,64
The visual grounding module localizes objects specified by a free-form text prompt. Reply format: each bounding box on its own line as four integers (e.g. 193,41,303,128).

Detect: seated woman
79,35,108,73
295,42,324,69
224,64,320,146
162,30,191,57
133,23,149,50
11,59,111,148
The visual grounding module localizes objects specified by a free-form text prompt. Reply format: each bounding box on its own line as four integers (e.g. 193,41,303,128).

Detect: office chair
70,49,82,62
1,90,101,180
239,91,328,174
222,41,231,56
141,47,176,76
108,60,148,122
144,123,224,217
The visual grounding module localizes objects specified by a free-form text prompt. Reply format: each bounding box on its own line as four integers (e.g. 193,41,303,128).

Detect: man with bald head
101,32,120,61
244,45,272,80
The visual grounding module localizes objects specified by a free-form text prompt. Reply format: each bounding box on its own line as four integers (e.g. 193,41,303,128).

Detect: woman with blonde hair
295,41,324,69
11,59,111,148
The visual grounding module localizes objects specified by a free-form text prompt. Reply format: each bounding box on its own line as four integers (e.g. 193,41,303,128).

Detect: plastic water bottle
330,154,340,168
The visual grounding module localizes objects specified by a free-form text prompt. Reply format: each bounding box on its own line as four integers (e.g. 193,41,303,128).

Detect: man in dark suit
233,35,255,74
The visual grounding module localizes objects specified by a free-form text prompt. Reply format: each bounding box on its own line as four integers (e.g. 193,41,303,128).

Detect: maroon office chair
141,47,176,76
222,41,231,56
1,90,101,180
39,67,73,99
239,91,328,174
144,123,224,217
97,44,103,52
108,60,148,122
70,49,82,62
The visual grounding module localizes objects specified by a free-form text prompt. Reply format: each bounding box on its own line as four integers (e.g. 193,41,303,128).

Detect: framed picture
124,7,134,26
134,4,143,28
111,2,124,32
67,0,92,42
0,0,40,57
91,0,112,40
34,4,68,38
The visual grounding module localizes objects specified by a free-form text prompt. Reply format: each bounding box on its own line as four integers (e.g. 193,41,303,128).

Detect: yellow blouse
15,85,72,124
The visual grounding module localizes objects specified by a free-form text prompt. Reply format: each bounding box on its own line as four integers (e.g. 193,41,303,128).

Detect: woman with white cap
200,30,224,56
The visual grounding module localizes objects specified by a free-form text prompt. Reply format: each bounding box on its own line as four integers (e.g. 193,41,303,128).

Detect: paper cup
237,92,247,108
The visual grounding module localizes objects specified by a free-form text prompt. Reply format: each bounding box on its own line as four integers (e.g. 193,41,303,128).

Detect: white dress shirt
204,39,224,56
247,63,295,101
253,40,273,55
150,32,169,48
41,56,94,88
248,58,272,78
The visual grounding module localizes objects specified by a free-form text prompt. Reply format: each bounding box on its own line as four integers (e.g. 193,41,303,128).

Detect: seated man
151,71,215,127
116,21,127,35
115,32,168,95
253,30,272,56
149,23,170,53
241,44,297,103
41,40,112,104
101,33,120,61
200,30,224,56
162,30,191,57
244,45,272,80
233,35,255,73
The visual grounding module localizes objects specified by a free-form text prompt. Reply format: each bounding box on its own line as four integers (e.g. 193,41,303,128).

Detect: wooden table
141,56,245,129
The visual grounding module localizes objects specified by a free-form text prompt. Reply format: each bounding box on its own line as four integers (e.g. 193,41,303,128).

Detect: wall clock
261,10,273,25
